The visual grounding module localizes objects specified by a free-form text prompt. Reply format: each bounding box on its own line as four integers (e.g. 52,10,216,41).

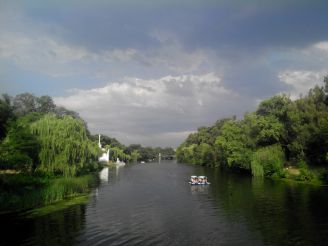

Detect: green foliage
36,95,55,113
31,114,99,177
256,95,291,121
93,134,126,149
109,146,130,162
130,150,140,162
125,144,175,162
284,88,328,164
0,151,33,172
176,144,195,164
296,168,315,182
215,120,254,170
251,158,264,177
251,145,285,177
13,93,37,116
196,143,214,165
0,114,40,172
176,118,231,166
177,76,328,181
297,160,308,169
0,174,96,212
0,94,14,140
249,114,284,146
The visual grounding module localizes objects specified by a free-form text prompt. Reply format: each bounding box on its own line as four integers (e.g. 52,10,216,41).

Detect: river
1,160,328,245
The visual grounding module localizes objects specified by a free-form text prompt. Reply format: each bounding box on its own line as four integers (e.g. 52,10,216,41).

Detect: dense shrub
251,145,285,177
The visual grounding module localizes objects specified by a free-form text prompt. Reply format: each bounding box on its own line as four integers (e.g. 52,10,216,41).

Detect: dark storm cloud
1,0,328,146
14,0,328,52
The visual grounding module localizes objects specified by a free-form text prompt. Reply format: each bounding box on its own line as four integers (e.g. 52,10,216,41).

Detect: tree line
177,76,328,183
0,93,100,177
94,135,175,163
0,93,175,177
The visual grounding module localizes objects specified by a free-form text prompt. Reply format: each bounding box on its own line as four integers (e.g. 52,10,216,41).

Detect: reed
251,144,285,177
0,174,97,213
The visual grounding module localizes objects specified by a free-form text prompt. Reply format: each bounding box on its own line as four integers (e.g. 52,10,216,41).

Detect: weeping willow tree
109,146,130,162
31,114,99,176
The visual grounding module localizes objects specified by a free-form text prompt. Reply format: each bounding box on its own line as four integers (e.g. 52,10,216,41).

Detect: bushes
0,151,33,172
251,145,285,177
296,168,315,182
0,119,39,172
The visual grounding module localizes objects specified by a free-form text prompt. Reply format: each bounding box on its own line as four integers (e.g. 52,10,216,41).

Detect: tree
247,113,284,147
215,120,254,170
31,114,99,176
54,106,80,118
0,94,14,140
109,146,130,162
323,75,328,105
92,134,125,150
36,95,56,113
130,150,140,162
176,143,197,164
0,113,40,172
13,93,37,116
256,94,291,121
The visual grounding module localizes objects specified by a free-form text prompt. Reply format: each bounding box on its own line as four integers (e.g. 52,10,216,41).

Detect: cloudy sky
1,0,328,147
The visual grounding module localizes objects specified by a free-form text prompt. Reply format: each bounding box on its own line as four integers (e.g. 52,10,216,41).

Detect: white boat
189,175,210,185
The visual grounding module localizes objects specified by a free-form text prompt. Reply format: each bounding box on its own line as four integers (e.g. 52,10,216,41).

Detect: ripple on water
2,161,328,246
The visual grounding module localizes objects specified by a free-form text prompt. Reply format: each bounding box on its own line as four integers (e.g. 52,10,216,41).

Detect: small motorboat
189,175,210,185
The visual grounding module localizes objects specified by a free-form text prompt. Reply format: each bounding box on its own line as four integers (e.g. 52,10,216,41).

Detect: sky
1,0,328,147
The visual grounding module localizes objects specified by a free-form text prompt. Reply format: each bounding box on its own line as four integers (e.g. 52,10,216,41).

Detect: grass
279,176,325,186
276,166,326,186
23,195,89,218
0,173,98,213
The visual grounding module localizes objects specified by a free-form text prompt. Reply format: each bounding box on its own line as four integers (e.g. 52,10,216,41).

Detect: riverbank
182,161,328,186
275,166,328,186
0,172,98,214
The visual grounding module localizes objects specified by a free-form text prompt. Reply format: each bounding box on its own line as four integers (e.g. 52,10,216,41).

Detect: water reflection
1,161,328,246
99,166,125,183
99,167,109,182
190,185,210,195
0,204,87,246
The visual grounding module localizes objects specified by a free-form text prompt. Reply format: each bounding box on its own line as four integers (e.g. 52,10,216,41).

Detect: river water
1,160,328,246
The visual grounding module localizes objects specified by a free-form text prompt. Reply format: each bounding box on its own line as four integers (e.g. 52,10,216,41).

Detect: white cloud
276,40,328,100
313,41,328,52
278,70,326,99
54,73,241,147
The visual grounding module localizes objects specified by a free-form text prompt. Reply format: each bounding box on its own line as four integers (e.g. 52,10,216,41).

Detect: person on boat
192,176,198,184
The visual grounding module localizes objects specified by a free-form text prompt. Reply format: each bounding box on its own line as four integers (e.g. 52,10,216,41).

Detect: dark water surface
1,160,328,245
